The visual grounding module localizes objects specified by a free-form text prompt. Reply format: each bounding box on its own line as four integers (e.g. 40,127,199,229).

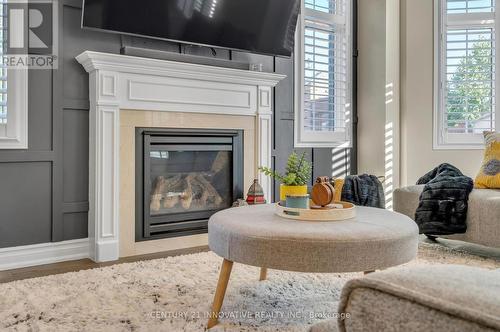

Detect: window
0,1,7,126
435,0,498,149
0,0,28,149
294,0,352,148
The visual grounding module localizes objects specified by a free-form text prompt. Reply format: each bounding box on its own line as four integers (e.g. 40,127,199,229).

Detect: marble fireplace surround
76,51,285,262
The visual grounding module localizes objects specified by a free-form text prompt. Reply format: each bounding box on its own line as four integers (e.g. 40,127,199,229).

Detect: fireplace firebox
136,128,244,241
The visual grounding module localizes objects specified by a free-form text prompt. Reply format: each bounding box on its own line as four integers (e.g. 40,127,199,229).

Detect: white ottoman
206,204,419,328
335,265,500,331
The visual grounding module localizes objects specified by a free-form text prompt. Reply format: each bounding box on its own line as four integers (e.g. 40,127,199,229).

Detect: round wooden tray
275,201,356,221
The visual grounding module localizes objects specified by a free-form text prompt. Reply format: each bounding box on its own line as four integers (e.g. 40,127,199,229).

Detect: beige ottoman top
208,204,419,273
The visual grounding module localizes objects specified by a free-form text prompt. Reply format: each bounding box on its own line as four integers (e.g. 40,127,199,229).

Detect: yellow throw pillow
475,131,500,189
484,131,500,145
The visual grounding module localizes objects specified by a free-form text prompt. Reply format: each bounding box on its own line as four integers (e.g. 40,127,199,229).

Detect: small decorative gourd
311,176,335,207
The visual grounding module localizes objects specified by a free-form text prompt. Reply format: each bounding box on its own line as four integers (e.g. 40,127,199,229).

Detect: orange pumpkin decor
311,176,335,208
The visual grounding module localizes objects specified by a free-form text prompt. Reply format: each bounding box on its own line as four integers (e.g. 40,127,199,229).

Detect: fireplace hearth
136,128,244,241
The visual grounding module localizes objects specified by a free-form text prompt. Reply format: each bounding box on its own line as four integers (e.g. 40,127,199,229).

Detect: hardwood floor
0,245,209,284
2,237,499,285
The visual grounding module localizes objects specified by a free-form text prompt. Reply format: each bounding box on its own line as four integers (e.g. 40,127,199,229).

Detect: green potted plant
259,151,312,202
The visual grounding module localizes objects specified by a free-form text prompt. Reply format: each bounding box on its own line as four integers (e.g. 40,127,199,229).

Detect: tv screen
82,0,300,57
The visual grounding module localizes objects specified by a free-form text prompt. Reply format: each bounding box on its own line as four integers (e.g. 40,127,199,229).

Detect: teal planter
285,194,310,209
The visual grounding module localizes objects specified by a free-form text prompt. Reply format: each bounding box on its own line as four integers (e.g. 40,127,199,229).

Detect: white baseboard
94,239,119,262
0,238,90,271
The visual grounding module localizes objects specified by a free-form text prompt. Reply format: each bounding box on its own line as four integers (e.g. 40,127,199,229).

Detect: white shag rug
1,243,499,332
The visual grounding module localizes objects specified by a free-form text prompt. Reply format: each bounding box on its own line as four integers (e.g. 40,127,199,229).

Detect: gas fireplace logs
150,173,225,212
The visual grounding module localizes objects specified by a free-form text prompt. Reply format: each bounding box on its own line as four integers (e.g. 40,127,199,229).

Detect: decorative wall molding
76,51,286,262
0,238,89,271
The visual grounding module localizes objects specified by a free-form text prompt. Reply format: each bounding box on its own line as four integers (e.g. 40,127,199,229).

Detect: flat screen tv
82,0,300,57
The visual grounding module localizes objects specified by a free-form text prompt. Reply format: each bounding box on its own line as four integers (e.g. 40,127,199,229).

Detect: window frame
0,68,28,149
0,0,28,150
294,0,353,148
433,0,499,150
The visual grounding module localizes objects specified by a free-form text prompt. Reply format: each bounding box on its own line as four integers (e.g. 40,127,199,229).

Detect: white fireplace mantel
76,51,285,262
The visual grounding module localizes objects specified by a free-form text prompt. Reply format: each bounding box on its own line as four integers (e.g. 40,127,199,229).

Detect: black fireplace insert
135,128,244,241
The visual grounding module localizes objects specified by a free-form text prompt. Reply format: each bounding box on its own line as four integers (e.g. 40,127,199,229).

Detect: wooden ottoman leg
259,267,267,281
207,259,233,329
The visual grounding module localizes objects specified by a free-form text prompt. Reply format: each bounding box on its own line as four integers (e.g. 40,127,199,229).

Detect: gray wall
0,0,352,248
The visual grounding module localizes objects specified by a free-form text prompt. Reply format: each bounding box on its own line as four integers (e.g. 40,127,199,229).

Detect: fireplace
76,51,284,261
135,128,244,240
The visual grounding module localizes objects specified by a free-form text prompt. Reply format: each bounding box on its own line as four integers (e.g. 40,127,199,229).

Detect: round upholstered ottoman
206,204,419,328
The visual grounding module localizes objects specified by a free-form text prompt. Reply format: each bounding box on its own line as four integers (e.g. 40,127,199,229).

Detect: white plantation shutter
0,0,28,149
295,0,352,148
447,0,494,13
435,0,498,148
0,0,7,125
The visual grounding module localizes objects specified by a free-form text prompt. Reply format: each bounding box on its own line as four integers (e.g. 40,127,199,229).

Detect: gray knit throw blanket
415,163,473,235
341,174,385,209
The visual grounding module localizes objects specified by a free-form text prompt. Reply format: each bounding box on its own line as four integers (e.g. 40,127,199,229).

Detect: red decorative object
246,179,266,205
